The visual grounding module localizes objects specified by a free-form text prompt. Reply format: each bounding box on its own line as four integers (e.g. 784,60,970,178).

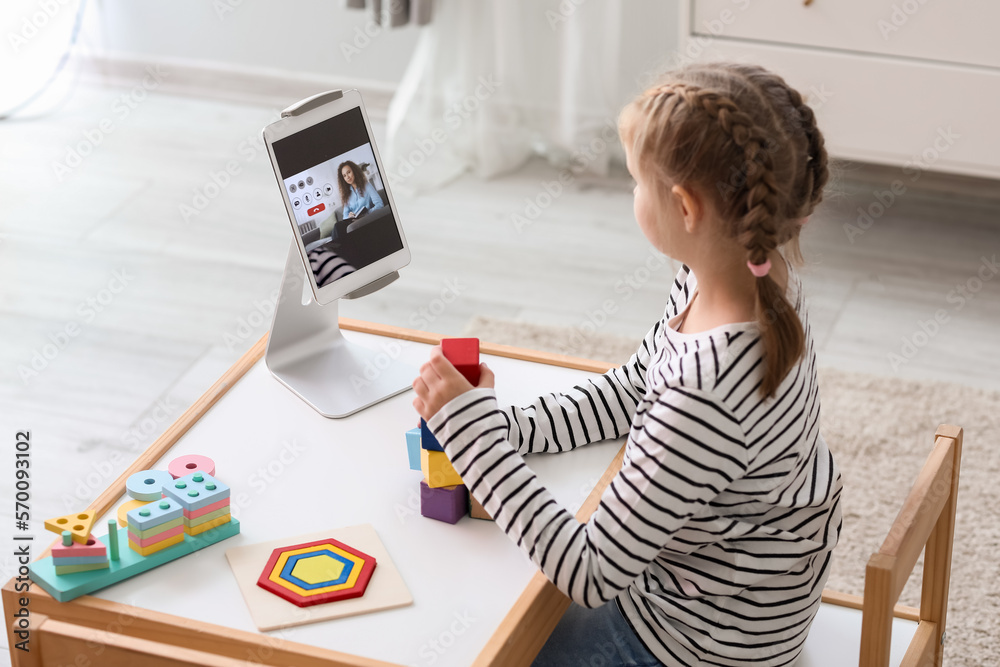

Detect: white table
6,323,624,667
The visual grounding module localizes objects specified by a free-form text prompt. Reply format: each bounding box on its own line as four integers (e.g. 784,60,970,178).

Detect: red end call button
307,203,325,217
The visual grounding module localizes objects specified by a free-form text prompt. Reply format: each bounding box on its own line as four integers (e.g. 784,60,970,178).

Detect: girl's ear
671,184,704,233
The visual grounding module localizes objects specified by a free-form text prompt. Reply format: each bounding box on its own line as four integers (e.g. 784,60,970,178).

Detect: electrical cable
0,0,88,121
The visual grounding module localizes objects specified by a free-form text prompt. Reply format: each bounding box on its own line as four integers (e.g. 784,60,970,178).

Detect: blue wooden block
125,469,173,501
28,519,240,603
421,419,443,452
420,481,468,524
127,498,184,531
162,471,230,511
52,554,108,566
405,428,422,470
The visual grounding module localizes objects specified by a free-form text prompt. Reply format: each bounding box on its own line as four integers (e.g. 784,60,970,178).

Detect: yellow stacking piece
128,533,184,557
44,511,95,545
186,513,231,536
421,449,463,488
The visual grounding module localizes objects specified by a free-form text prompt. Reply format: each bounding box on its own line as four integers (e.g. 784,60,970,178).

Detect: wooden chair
797,424,963,667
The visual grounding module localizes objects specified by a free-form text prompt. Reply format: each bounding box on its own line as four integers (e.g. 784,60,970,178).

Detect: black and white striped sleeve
500,318,663,455
428,383,748,608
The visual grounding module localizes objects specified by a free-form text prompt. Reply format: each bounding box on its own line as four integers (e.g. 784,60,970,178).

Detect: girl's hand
412,346,495,422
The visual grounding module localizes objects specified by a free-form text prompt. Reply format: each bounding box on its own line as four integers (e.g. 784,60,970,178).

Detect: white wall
91,0,422,86
88,0,679,95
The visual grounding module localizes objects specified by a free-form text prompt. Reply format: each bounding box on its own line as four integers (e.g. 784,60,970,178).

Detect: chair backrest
859,424,963,667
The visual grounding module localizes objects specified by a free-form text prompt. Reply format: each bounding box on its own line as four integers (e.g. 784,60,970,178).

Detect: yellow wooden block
186,514,231,536
421,449,463,488
44,511,95,545
128,533,184,557
118,499,154,529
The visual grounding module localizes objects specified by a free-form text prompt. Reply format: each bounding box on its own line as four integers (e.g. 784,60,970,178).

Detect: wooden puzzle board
226,523,412,631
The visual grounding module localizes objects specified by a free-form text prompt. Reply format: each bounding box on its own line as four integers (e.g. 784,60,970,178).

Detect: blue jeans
532,600,662,666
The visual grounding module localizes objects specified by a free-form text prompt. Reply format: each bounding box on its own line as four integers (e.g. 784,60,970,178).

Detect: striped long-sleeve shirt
427,265,843,666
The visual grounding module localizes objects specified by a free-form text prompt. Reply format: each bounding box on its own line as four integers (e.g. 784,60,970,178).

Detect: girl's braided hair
620,63,829,397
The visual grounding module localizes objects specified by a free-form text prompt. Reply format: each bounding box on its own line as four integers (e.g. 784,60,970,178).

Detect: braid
785,85,829,212
675,86,783,265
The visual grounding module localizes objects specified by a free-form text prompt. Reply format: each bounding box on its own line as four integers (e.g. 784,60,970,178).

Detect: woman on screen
337,160,384,220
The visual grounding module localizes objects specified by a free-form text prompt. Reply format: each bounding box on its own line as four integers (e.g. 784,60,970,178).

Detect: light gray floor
1,81,999,641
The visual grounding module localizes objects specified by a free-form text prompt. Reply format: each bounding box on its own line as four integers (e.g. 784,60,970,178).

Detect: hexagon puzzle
256,538,376,607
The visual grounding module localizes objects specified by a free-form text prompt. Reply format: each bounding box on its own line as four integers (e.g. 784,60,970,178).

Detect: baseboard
77,52,396,119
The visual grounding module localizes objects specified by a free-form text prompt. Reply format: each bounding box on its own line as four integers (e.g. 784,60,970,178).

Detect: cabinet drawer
691,0,1000,69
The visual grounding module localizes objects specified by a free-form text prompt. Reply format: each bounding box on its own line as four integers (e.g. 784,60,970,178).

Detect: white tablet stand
264,90,414,418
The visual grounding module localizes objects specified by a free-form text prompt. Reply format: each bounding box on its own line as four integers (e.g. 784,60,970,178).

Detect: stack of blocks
407,338,492,524
45,511,112,575
123,456,231,556
31,453,241,604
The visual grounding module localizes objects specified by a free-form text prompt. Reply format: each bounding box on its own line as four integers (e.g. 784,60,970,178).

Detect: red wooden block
442,338,480,385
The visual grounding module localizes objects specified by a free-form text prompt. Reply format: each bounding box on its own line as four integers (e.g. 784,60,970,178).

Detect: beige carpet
463,316,1000,666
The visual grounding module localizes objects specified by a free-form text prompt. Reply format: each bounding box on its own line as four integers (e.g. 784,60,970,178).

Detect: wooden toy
225,524,412,632
44,510,96,545
420,481,468,524
256,537,377,607
51,554,109,566
187,514,232,536
117,498,153,528
125,469,173,501
107,519,120,561
54,562,109,576
51,534,106,558
442,337,480,384
405,427,422,470
29,459,240,603
128,525,185,549
420,418,443,451
29,517,240,602
168,453,216,479
421,448,463,488
470,494,493,521
130,518,184,539
162,471,230,511
127,499,183,531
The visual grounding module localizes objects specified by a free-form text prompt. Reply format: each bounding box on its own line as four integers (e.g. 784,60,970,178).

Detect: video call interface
273,108,403,288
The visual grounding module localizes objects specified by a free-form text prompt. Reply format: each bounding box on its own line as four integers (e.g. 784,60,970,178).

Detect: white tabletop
98,330,623,667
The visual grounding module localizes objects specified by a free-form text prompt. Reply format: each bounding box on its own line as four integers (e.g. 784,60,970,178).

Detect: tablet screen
271,108,403,289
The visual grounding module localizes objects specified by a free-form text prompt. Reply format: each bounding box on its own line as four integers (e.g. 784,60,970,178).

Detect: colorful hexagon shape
256,538,376,607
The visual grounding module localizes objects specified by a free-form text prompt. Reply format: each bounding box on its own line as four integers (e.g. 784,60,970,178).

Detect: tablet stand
264,88,414,418
265,243,414,418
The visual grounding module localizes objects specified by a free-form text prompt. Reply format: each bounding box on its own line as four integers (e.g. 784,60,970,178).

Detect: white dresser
679,0,1000,180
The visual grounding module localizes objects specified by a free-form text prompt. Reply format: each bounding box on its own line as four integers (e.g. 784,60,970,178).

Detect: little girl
414,62,842,667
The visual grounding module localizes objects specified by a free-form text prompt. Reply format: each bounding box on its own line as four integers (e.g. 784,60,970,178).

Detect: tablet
263,90,410,304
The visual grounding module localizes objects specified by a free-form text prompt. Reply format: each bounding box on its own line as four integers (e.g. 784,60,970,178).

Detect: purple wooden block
420,481,468,524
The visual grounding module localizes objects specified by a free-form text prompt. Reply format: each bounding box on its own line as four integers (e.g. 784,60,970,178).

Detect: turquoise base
29,518,240,602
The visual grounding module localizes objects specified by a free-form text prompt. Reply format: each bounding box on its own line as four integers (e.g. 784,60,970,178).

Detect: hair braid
784,85,829,212
677,87,783,265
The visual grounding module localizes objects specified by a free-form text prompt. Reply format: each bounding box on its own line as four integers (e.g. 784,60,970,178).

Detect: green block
130,517,184,539
54,561,109,575
29,518,240,602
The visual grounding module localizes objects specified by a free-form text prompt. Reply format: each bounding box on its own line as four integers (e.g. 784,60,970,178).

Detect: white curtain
384,0,624,194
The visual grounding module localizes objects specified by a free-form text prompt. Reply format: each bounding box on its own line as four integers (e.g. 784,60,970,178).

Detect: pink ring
168,454,216,480
747,258,772,278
